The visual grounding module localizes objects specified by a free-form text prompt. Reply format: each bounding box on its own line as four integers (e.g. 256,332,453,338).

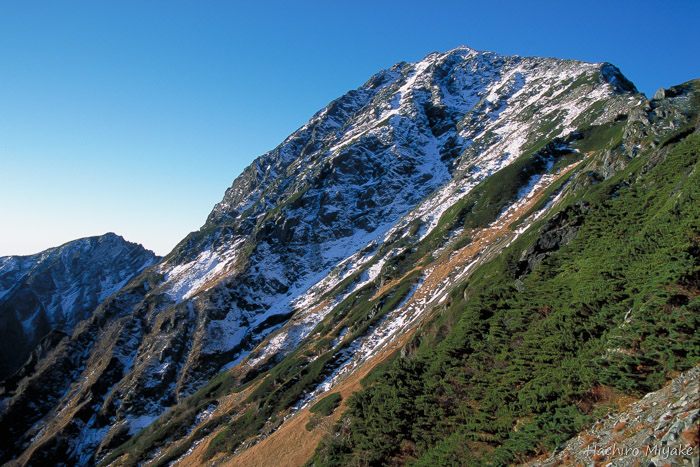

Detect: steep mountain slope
0,47,649,466
307,110,699,465
0,233,158,380
102,82,698,466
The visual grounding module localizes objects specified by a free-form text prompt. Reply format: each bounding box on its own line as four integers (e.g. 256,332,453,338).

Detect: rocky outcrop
515,201,590,282
532,366,699,466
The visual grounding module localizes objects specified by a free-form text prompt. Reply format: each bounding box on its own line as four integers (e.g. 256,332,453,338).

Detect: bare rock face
532,366,699,467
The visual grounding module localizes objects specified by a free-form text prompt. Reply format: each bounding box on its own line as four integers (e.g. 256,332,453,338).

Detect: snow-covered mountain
0,233,158,380
0,46,652,466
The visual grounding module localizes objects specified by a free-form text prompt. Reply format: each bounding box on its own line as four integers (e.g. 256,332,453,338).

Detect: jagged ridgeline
0,47,697,466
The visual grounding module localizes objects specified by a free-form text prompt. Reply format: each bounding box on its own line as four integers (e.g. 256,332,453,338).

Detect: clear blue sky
1,0,698,256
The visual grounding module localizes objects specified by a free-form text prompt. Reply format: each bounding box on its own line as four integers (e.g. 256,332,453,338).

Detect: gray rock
653,88,666,100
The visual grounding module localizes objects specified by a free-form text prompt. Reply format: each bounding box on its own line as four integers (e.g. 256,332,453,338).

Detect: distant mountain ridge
0,233,158,380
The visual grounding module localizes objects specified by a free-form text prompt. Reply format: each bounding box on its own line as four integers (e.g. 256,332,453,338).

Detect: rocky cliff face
0,47,649,466
0,233,158,380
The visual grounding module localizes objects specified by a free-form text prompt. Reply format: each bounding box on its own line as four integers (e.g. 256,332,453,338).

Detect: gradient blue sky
1,1,698,256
